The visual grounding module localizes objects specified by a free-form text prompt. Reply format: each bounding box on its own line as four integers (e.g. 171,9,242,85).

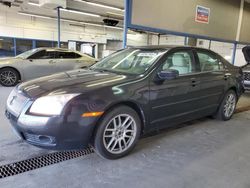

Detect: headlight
29,94,79,116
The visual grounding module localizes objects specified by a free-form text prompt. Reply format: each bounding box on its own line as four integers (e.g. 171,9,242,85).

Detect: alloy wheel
0,71,17,86
103,114,137,154
223,93,236,118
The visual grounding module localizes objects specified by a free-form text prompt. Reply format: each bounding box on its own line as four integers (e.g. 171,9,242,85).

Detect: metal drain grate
0,147,94,179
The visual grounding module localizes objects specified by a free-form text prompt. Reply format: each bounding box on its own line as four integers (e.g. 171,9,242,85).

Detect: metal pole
123,0,129,48
184,37,188,46
208,40,211,49
32,40,36,49
232,42,237,65
158,34,160,45
57,7,61,48
236,0,244,42
13,38,16,56
147,32,150,45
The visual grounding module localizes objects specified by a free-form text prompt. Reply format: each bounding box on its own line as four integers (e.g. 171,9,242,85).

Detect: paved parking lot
0,86,250,188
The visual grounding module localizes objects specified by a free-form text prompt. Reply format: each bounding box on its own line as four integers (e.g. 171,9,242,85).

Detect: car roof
35,47,80,53
33,47,96,60
129,45,210,51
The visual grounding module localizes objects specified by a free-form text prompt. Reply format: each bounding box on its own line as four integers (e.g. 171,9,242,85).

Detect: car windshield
91,48,167,75
16,49,39,59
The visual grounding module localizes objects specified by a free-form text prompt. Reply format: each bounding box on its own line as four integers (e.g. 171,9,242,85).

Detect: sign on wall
130,0,240,42
195,5,210,24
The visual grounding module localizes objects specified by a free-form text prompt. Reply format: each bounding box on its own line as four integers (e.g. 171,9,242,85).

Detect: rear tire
216,90,237,121
0,68,20,87
93,106,141,159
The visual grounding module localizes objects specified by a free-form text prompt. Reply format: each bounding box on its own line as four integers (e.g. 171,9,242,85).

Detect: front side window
28,50,55,59
197,51,223,72
91,49,167,75
17,49,39,59
161,51,195,75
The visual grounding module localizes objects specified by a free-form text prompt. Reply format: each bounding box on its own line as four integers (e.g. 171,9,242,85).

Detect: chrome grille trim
243,71,250,81
6,88,30,117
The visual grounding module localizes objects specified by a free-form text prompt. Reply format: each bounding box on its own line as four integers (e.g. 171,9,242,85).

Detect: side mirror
157,69,179,81
242,46,250,64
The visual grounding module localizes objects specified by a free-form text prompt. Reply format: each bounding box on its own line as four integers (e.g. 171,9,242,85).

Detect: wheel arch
97,101,147,135
228,86,238,98
0,66,22,81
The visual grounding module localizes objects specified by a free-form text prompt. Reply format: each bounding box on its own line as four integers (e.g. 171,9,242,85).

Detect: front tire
216,90,237,121
0,68,20,87
93,106,141,159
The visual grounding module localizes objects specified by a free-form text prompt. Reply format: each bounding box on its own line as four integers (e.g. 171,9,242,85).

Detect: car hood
0,57,21,65
18,69,137,98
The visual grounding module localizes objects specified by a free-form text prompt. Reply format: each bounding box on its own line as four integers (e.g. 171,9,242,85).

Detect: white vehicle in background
0,48,96,86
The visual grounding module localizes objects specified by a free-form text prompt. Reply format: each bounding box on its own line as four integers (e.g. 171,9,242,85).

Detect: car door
193,49,227,116
22,49,57,80
54,51,82,72
149,48,201,130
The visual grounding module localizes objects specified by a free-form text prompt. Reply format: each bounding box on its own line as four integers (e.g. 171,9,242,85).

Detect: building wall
0,5,148,47
0,5,151,58
131,0,241,42
0,4,244,65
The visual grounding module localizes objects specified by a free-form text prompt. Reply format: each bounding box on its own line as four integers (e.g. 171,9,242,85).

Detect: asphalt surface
0,86,250,188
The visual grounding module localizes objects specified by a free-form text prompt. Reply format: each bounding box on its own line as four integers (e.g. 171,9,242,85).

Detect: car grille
243,72,250,81
6,89,30,117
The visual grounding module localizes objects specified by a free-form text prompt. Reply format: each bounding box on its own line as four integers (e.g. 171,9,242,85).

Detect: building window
0,37,15,57
61,42,68,49
51,42,68,49
36,40,53,48
16,39,33,55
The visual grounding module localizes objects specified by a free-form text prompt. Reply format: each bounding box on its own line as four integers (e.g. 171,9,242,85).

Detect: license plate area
7,89,29,117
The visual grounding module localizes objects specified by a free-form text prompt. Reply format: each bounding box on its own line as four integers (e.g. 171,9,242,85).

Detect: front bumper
5,103,97,150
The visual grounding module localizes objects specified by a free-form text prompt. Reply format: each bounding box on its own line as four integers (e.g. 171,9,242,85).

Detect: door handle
224,73,232,80
49,60,56,64
191,79,200,87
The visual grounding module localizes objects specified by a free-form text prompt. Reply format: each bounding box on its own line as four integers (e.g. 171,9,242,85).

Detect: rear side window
43,51,56,59
197,51,224,72
56,52,81,59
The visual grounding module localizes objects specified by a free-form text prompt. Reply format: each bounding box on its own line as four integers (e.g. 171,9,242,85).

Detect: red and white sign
195,5,210,24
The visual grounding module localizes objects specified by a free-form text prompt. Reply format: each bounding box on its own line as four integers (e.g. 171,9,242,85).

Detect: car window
56,52,81,59
42,51,55,59
92,49,167,75
28,50,46,59
30,50,55,59
161,51,195,75
197,51,224,72
18,49,39,59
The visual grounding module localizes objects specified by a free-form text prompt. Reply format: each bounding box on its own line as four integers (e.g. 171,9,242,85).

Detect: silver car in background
0,48,96,86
